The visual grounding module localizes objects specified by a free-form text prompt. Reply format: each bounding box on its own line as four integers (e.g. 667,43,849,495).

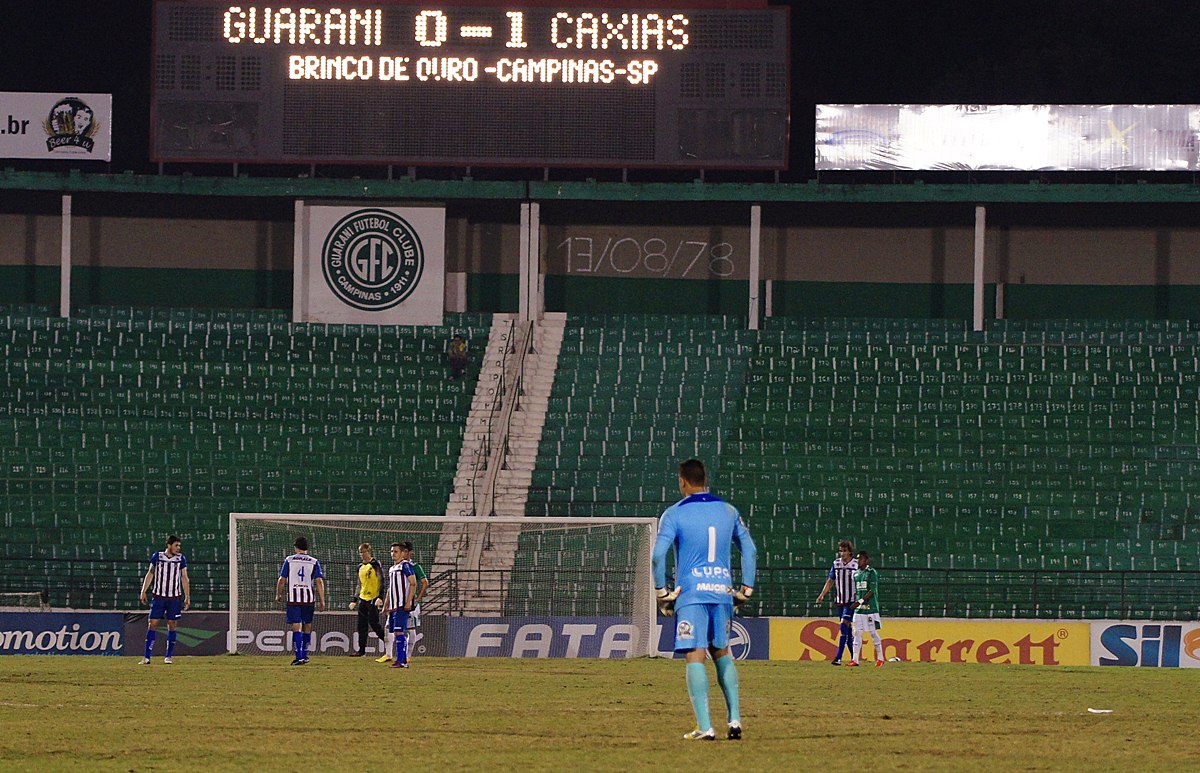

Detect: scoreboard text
152,2,790,167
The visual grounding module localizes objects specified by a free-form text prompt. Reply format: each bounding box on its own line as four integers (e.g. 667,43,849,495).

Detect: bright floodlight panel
816,104,1200,171
151,2,790,168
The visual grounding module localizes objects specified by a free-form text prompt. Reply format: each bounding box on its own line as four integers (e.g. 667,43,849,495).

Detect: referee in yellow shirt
349,543,388,657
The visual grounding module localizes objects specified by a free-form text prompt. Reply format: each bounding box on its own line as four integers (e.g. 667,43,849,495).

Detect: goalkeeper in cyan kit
349,542,388,658
652,458,757,741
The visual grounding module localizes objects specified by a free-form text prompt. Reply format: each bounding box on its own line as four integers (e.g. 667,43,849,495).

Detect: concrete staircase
443,312,516,520
490,311,565,516
430,313,563,615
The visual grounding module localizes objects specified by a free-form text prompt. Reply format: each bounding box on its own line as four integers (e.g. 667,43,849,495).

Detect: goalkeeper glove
656,587,680,616
731,585,753,608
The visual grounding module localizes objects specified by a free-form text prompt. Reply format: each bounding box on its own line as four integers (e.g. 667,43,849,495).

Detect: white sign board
817,104,1200,171
0,92,112,161
295,203,445,325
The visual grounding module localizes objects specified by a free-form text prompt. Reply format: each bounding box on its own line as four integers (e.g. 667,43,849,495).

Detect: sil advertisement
1090,621,1200,668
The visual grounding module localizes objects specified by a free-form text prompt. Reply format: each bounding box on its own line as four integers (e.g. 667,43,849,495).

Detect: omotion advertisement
0,612,124,655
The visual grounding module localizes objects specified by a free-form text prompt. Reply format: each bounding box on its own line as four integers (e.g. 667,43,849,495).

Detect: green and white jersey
853,567,880,615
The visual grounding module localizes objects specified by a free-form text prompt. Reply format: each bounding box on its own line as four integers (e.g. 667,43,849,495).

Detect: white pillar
518,202,531,321
529,202,542,319
59,195,72,318
973,205,986,332
292,200,308,323
749,204,761,330
445,272,468,313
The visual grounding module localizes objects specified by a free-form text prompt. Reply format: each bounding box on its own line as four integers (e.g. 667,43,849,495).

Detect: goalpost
229,514,660,657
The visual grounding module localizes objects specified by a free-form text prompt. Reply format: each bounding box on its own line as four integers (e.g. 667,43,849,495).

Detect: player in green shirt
846,550,884,668
401,542,429,660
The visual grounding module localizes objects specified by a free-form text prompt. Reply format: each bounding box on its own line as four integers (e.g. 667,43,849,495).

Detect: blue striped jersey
280,553,324,605
828,556,859,604
385,560,415,611
652,492,757,608
149,551,187,598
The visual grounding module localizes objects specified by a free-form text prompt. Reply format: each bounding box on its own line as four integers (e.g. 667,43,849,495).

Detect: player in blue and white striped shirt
652,459,757,741
815,540,858,665
138,534,190,664
381,542,416,669
274,536,326,666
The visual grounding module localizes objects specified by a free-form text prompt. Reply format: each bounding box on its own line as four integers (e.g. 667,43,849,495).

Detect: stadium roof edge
5,170,1200,203
529,180,1200,203
0,170,524,200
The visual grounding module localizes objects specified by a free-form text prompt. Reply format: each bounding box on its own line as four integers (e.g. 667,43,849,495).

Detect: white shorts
853,612,882,634
407,603,421,629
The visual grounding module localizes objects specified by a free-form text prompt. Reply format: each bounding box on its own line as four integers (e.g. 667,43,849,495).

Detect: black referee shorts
355,598,386,651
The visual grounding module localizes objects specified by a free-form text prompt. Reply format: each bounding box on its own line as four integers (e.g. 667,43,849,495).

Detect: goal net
229,514,659,658
0,591,50,611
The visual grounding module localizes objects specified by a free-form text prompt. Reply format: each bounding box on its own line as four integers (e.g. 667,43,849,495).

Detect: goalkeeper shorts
673,602,732,652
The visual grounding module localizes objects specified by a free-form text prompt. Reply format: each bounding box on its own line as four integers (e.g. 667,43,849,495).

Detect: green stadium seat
0,308,486,608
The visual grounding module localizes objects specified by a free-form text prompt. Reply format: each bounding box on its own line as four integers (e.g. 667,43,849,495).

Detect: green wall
1003,284,1200,320
771,281,988,319
0,266,292,309
3,265,1197,320
544,275,750,316
468,274,750,315
467,273,519,313
772,281,1200,320
0,266,59,306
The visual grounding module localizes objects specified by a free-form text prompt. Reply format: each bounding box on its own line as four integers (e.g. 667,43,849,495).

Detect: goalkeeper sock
714,655,740,724
292,631,303,660
395,633,408,665
144,630,156,659
685,662,712,733
165,630,177,658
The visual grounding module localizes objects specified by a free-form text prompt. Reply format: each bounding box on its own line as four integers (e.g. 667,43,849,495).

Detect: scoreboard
151,2,790,168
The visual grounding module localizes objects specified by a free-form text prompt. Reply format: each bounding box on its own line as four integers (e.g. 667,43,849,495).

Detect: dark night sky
4,1,1199,176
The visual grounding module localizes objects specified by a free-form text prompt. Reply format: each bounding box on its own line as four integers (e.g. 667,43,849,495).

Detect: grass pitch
1,655,1197,772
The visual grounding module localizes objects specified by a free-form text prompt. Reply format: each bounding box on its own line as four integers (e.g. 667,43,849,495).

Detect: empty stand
5,308,1200,620
528,314,1200,620
0,305,487,608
